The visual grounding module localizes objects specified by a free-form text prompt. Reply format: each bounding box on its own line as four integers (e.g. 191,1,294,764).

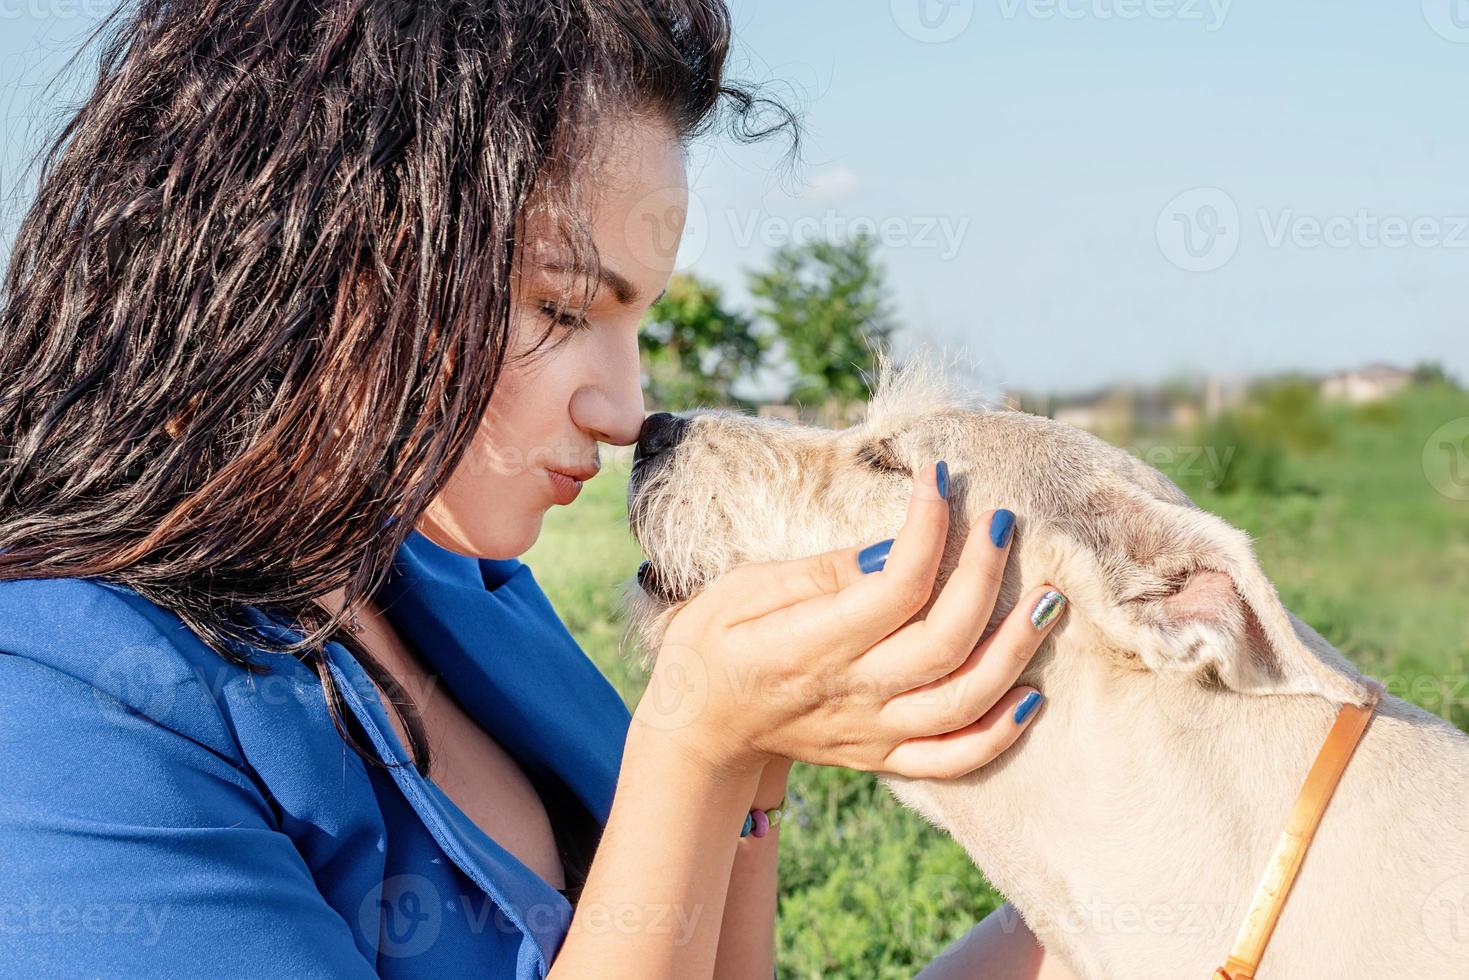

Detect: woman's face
417,115,686,559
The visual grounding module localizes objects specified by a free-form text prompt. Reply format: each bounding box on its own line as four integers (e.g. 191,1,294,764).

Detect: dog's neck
884,644,1469,979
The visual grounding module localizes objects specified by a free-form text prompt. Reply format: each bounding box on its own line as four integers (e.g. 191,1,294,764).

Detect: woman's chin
414,508,545,561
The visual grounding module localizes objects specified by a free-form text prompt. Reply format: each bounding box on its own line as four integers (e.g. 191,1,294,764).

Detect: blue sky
687,0,1468,396
3,2,1464,397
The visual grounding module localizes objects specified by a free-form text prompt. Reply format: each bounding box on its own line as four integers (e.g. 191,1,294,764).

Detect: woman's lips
546,469,584,505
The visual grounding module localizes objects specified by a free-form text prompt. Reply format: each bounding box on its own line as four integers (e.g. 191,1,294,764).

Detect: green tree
1411,360,1455,388
748,234,898,408
1188,376,1331,496
639,273,766,410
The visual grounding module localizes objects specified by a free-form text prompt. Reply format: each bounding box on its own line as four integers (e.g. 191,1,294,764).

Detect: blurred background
5,2,1466,977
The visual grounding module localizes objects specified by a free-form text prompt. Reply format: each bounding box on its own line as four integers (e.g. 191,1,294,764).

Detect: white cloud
800,167,860,201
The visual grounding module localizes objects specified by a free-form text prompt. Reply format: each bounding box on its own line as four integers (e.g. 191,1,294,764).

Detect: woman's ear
1079,493,1374,706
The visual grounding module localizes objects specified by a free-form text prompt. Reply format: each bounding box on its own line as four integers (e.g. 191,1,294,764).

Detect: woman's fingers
855,460,952,616
878,685,1046,780
722,463,952,650
877,584,1067,737
863,507,1016,689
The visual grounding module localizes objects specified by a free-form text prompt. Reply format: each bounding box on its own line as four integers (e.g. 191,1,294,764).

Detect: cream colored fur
620,350,1469,979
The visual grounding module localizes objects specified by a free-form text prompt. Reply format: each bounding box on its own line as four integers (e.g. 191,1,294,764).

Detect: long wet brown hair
0,0,795,796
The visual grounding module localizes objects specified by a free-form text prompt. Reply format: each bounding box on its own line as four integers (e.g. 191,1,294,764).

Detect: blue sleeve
0,651,380,979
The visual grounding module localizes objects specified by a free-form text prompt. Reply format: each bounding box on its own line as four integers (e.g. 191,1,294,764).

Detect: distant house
1010,379,1231,433
1050,388,1136,440
1319,364,1413,404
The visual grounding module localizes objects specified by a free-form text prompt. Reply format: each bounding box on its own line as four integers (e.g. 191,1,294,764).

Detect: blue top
0,529,633,978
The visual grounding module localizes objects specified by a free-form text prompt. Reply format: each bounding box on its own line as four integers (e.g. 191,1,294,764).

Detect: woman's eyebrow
535,260,662,308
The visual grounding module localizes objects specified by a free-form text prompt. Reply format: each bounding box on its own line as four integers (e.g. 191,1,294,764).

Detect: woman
0,0,1078,976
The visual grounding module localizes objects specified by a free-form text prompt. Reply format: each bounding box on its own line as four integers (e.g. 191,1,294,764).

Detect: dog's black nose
634,412,689,463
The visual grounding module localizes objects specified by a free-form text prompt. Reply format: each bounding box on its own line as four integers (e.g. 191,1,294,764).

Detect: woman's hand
633,461,1066,780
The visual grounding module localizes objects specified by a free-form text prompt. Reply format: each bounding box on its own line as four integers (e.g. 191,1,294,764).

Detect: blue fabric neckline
242,527,632,973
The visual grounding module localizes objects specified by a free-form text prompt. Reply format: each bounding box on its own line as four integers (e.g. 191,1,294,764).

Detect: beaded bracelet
739,792,788,839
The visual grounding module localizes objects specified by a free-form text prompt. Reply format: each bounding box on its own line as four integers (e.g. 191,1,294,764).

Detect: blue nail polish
935,460,949,500
989,509,1015,548
857,538,894,574
1013,690,1044,725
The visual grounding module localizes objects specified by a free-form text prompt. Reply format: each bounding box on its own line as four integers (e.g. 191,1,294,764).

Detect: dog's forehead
876,408,1192,522
682,404,1186,522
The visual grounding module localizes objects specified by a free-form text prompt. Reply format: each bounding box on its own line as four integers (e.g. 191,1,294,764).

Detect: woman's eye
537,301,590,331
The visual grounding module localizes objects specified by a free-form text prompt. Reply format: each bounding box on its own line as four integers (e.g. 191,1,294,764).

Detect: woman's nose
575,332,647,446
634,412,689,463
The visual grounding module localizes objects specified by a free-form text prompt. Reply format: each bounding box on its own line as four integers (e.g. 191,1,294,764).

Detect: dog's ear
1075,492,1372,705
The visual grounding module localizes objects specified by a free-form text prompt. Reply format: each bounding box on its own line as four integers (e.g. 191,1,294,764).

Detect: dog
620,352,1469,979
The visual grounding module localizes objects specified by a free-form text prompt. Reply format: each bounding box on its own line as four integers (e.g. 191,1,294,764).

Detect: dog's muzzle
633,412,689,467
631,412,693,605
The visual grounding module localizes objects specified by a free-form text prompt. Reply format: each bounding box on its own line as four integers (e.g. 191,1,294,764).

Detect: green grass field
524,383,1469,978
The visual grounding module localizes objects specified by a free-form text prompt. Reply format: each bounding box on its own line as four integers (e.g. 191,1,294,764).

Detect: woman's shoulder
0,575,388,975
0,575,333,772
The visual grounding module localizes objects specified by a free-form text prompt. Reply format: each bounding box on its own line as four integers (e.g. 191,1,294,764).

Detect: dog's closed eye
856,438,909,474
